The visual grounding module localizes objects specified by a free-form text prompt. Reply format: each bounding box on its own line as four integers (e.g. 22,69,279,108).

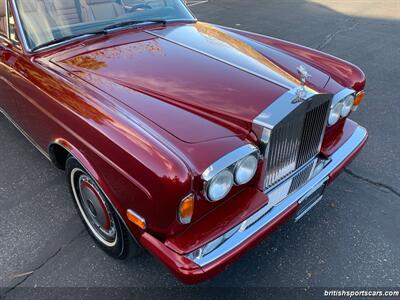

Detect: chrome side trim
187,125,367,267
332,88,355,107
201,144,259,182
0,107,51,160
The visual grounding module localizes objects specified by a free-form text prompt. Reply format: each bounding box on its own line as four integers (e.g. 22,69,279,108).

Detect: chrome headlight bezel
328,89,357,127
202,145,260,202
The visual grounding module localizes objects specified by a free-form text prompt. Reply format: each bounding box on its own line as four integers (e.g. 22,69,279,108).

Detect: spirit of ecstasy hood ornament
293,65,312,103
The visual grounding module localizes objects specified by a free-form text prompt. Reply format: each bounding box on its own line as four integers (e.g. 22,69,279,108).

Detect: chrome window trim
10,0,34,52
5,0,10,37
3,0,21,47
187,125,367,267
31,34,99,53
201,144,259,182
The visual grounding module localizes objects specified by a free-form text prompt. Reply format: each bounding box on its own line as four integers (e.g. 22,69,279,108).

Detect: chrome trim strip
32,34,99,53
187,125,367,267
0,107,51,160
10,0,29,52
5,0,10,38
148,30,294,91
201,144,259,182
332,88,355,107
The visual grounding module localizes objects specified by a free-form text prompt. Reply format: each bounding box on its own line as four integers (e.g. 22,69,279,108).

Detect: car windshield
14,0,195,51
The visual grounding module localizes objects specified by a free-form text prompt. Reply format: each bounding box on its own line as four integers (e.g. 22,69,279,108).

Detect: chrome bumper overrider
187,126,367,267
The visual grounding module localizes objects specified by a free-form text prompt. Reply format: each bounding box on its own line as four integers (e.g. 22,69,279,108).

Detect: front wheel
66,157,140,258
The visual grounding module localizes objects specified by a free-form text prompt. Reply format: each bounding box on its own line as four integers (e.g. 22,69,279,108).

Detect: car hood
52,22,330,143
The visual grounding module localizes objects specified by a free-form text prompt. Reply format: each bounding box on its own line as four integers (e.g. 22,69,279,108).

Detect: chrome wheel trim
70,168,118,247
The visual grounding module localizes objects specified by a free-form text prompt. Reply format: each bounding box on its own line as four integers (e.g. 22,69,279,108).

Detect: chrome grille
264,100,330,190
296,102,330,167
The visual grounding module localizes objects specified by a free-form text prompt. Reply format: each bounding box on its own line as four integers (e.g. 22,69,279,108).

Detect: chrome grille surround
253,88,332,191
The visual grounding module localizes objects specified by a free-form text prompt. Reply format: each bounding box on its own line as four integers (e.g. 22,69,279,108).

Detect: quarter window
0,0,20,44
0,0,6,37
7,0,18,42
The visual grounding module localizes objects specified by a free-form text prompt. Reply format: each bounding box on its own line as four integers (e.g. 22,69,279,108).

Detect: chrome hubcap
71,169,117,246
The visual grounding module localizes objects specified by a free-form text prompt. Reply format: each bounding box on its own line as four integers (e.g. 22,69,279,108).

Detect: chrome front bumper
187,126,367,267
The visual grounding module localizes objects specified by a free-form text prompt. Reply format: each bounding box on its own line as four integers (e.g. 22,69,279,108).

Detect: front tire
66,157,138,259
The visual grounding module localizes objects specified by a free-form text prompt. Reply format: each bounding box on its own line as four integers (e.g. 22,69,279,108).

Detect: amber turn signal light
178,194,195,225
353,91,365,111
127,209,146,230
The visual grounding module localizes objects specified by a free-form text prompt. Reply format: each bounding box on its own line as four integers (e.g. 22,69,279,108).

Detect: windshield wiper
31,30,107,52
103,19,167,31
30,20,167,52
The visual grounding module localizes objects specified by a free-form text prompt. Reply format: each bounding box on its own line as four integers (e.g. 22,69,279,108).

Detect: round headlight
328,102,343,126
207,170,234,202
341,95,355,117
234,155,258,185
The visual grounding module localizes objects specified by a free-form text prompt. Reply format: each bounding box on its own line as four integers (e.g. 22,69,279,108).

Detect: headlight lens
341,95,355,117
207,170,234,202
328,102,342,126
328,91,362,126
234,155,258,185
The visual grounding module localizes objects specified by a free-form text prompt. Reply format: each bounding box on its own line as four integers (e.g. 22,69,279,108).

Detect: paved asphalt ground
1,0,399,297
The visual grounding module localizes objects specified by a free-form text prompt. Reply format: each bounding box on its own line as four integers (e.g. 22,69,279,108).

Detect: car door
0,0,20,120
1,0,75,155
0,0,49,150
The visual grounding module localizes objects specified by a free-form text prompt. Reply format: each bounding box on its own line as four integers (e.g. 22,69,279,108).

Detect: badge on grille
293,65,312,103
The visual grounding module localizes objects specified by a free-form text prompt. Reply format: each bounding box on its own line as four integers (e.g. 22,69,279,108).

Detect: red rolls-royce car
0,0,367,283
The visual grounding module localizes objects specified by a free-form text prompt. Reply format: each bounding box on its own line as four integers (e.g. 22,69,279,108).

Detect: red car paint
0,15,367,283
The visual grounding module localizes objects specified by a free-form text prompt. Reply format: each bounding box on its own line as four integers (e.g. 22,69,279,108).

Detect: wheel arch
48,138,143,246
48,138,121,208
48,138,100,180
